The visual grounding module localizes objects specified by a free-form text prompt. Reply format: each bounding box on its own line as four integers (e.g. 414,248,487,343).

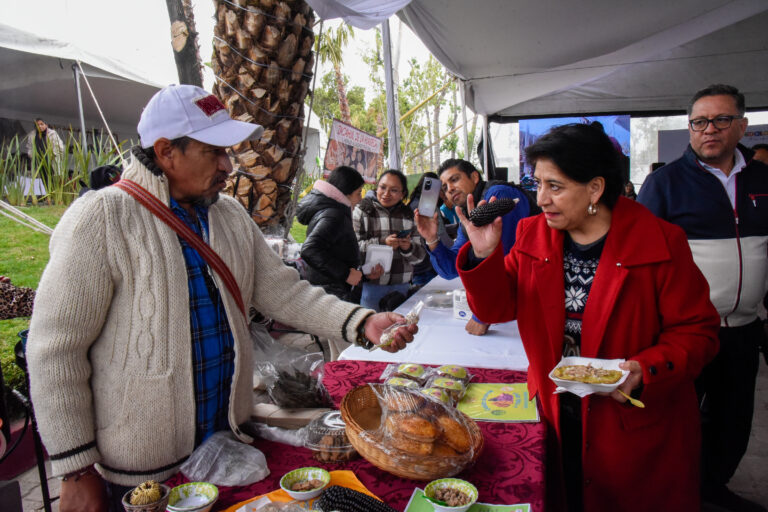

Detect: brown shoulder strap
114,179,246,317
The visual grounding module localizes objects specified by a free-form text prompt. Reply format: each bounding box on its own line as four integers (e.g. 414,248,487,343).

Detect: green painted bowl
279,467,331,500
424,478,478,512
167,482,218,512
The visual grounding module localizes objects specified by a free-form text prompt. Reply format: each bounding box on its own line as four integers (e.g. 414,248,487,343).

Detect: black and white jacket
638,144,768,327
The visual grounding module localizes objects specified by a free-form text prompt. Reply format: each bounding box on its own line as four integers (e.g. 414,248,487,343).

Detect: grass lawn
1,205,65,392
0,205,309,393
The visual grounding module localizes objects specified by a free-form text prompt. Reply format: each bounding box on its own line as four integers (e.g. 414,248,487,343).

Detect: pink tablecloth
165,361,546,512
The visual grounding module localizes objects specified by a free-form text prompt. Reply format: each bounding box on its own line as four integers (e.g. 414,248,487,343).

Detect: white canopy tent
307,0,768,119
0,23,162,139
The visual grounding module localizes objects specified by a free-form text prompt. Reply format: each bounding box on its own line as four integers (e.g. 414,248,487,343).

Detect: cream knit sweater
26,153,371,485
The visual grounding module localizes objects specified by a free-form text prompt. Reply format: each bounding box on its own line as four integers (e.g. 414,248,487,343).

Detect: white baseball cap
138,84,264,148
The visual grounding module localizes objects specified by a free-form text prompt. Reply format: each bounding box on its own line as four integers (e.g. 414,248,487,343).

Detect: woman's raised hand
456,194,503,258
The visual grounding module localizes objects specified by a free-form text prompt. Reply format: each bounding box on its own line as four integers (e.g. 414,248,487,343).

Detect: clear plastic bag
250,323,333,408
358,384,479,471
180,431,270,486
369,301,423,351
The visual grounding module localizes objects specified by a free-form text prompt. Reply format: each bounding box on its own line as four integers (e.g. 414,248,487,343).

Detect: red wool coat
458,198,719,511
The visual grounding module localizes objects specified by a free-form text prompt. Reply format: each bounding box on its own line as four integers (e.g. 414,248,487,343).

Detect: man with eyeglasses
638,84,768,512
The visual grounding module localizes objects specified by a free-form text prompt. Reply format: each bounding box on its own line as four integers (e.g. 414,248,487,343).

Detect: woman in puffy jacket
297,166,380,302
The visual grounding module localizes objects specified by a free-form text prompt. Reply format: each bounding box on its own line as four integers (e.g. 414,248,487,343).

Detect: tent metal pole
459,80,469,159
72,64,87,149
381,19,401,170
483,115,489,179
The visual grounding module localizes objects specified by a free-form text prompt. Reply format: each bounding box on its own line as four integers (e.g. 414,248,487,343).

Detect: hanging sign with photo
323,119,382,183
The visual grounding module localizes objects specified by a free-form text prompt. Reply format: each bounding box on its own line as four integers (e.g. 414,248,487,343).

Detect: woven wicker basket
340,385,484,480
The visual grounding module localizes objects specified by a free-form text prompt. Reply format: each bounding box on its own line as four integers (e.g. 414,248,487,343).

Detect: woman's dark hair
524,123,623,209
377,169,408,197
327,165,364,195
409,171,439,202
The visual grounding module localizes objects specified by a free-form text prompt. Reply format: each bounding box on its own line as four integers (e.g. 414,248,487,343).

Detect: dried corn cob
468,198,519,226
316,485,398,512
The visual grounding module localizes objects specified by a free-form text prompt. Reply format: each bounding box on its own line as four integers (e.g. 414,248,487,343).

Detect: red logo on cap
194,95,226,117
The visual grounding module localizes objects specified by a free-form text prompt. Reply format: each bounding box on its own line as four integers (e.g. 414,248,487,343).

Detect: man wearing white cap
26,85,417,512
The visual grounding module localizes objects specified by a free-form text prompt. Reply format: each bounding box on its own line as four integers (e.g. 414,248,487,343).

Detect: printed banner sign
323,119,382,183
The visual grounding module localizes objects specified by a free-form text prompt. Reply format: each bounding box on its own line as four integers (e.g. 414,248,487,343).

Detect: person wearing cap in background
25,84,417,512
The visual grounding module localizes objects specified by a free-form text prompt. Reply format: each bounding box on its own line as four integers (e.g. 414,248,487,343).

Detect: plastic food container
303,411,358,463
549,356,629,397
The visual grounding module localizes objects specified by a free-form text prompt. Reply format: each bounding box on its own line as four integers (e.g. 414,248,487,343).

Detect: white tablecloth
339,277,529,370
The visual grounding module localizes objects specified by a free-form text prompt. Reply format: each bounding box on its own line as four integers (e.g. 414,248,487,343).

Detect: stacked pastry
377,388,473,457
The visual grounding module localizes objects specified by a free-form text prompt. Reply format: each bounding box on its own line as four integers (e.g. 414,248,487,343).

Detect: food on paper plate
130,480,162,505
553,364,623,384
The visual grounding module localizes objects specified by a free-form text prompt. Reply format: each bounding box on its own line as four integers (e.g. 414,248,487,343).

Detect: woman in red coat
457,124,719,512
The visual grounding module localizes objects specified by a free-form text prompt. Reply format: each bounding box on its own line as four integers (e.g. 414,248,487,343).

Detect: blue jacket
637,144,768,327
429,182,529,279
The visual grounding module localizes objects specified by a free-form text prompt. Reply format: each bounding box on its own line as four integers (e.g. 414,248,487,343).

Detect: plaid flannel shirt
170,198,235,446
352,196,425,285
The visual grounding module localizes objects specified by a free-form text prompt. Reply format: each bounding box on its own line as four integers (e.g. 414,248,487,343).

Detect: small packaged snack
370,301,423,351
434,365,473,384
395,363,427,381
420,387,453,406
380,362,428,385
385,377,420,389
427,376,467,402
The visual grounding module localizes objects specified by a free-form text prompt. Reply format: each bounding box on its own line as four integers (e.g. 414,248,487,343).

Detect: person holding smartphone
353,170,425,311
415,159,532,335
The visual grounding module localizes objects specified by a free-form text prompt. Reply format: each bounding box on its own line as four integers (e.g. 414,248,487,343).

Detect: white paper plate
548,356,629,397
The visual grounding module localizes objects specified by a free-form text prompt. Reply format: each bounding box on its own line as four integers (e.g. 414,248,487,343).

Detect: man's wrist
355,312,376,349
61,465,98,481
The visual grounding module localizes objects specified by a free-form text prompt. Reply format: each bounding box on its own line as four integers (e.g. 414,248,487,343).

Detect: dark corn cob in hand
316,485,398,512
468,198,519,226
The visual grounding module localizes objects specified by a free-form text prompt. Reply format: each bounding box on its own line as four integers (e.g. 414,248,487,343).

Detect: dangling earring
587,202,599,216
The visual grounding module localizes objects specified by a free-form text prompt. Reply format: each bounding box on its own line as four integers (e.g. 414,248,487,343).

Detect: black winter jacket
297,190,360,300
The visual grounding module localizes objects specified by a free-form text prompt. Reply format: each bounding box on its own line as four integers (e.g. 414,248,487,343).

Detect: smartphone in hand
395,228,413,238
418,176,441,218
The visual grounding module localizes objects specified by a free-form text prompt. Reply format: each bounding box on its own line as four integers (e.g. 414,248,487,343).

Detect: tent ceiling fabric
0,23,161,136
396,0,768,118
305,0,411,30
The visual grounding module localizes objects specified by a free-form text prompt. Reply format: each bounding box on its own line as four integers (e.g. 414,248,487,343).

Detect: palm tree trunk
213,0,315,230
334,64,352,124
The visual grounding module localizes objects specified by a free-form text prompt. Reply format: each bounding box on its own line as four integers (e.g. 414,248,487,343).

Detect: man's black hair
437,158,479,179
327,165,365,195
751,143,768,152
377,169,409,197
687,84,745,116
524,123,623,209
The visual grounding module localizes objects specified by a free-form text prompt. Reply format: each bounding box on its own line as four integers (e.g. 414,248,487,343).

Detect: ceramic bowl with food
424,478,478,512
121,483,170,512
549,356,630,396
279,467,331,500
166,482,218,512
